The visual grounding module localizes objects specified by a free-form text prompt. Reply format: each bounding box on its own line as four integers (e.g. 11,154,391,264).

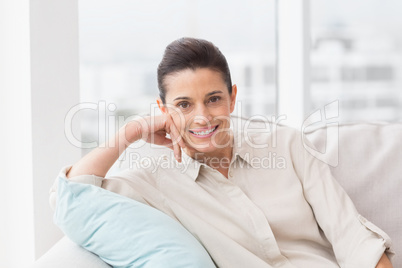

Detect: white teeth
193,126,216,135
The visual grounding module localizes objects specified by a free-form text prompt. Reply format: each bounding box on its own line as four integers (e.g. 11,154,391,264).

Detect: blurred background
1,0,401,267
79,0,402,146
78,0,277,146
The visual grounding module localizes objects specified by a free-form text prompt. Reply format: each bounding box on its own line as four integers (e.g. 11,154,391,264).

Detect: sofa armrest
32,236,110,268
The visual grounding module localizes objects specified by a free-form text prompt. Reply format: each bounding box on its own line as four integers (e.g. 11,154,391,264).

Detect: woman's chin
186,143,216,153
184,138,218,154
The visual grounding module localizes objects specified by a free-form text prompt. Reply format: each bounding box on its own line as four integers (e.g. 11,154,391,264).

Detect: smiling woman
51,37,393,268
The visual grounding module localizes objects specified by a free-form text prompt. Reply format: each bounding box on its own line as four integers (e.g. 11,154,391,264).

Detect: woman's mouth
189,125,219,138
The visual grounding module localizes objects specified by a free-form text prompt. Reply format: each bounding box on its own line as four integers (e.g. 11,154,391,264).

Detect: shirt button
162,155,168,161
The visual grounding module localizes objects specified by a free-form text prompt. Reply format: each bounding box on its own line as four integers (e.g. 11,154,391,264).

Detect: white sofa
32,122,401,267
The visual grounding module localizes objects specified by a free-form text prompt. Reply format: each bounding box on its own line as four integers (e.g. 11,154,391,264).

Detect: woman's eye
209,96,221,103
178,102,190,109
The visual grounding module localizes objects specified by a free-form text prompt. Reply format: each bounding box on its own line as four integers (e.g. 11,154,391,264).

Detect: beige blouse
50,126,394,268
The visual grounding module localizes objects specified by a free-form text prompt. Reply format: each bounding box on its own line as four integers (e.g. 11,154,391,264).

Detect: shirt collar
179,149,204,181
232,128,260,169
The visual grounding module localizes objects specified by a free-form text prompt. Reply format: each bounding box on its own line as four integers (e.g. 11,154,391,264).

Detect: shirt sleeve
49,165,103,210
291,132,395,268
49,164,172,217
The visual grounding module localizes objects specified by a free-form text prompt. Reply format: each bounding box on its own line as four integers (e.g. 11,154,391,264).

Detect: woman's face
160,68,237,155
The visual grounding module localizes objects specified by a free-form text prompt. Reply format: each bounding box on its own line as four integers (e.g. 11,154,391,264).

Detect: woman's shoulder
234,121,301,149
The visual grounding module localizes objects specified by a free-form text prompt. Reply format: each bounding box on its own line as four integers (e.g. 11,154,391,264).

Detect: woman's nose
193,105,212,125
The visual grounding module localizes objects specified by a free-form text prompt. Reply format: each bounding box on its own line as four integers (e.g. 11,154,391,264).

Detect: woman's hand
123,114,186,162
376,253,392,268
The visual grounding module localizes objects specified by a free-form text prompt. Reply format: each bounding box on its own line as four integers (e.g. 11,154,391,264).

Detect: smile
189,125,218,138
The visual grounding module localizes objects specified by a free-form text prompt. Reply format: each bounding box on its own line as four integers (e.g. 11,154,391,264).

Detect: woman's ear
230,84,237,113
157,98,167,114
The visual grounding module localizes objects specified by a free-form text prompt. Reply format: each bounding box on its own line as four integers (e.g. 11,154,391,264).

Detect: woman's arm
290,129,394,266
376,253,392,268
67,114,185,178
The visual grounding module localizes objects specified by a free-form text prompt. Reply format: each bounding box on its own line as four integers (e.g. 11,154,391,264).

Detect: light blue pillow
54,176,216,268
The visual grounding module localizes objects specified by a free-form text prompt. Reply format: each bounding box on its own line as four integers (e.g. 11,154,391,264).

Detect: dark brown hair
157,37,232,103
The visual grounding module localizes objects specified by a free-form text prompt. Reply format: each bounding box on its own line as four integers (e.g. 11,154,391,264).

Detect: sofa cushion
32,236,111,268
54,176,216,268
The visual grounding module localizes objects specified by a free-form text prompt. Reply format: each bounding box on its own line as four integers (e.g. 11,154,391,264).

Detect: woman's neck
184,134,234,178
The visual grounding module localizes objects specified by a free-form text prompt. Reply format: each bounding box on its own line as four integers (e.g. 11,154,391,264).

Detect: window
310,0,402,121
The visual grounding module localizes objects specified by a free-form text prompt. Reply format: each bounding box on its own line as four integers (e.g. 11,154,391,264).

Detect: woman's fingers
168,122,182,162
169,120,186,148
164,114,185,162
159,137,174,150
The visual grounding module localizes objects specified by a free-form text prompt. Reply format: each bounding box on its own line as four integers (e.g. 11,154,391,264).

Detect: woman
53,38,393,267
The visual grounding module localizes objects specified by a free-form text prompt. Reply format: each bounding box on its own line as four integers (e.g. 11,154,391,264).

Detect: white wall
0,0,81,266
30,0,81,259
0,0,35,266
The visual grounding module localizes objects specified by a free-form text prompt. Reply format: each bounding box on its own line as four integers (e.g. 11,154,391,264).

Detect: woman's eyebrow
206,90,223,97
173,90,223,101
173,96,191,101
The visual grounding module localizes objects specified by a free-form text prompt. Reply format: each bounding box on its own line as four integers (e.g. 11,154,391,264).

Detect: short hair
157,37,232,103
